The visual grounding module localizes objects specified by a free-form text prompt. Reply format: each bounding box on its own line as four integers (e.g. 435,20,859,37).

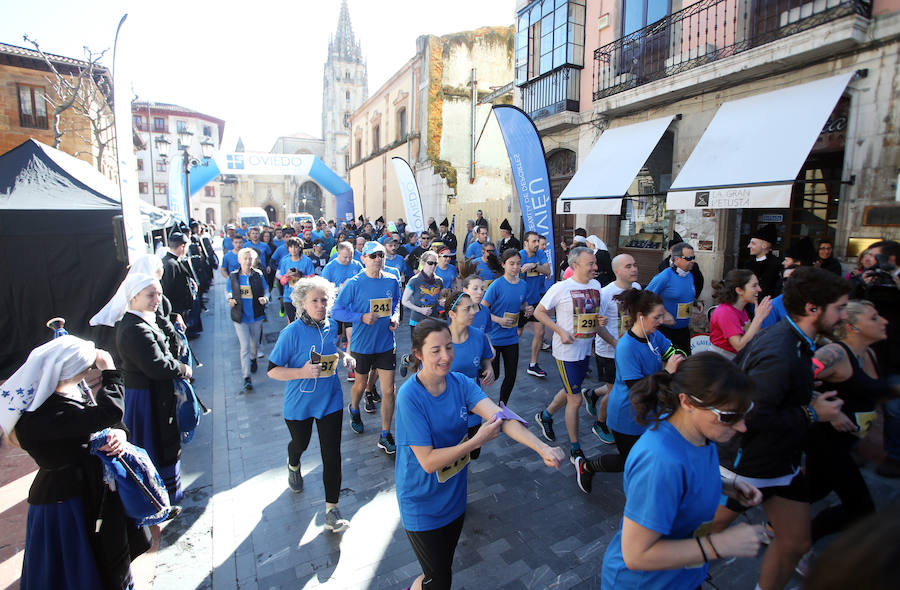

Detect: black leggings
587,430,641,473
284,409,343,503
406,513,465,590
806,433,875,541
491,343,519,405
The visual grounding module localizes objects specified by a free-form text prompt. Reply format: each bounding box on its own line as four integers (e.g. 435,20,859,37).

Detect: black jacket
229,269,267,323
440,231,458,253
16,371,151,589
816,256,843,276
160,251,195,312
746,255,782,299
718,319,815,478
498,236,521,253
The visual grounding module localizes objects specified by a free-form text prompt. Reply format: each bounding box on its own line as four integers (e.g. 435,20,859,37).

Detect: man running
585,253,641,444
332,241,402,454
533,247,604,464
519,232,552,378
646,241,695,355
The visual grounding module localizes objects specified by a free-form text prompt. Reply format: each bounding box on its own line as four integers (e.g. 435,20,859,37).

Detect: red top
710,302,750,353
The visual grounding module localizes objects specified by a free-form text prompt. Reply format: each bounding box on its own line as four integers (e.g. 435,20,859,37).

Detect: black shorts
594,355,616,385
517,305,541,328
351,349,396,373
724,471,809,513
406,513,465,589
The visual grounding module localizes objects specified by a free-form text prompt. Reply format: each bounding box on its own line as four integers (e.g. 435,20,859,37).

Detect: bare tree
23,35,115,174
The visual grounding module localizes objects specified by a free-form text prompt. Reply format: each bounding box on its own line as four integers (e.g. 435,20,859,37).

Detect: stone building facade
0,41,115,177
348,26,517,242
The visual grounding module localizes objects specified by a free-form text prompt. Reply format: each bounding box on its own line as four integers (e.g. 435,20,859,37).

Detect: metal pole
183,149,191,223
147,102,156,207
470,68,476,183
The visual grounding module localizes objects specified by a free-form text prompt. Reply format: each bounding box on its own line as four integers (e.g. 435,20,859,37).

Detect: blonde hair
834,300,876,340
238,247,258,262
419,250,438,271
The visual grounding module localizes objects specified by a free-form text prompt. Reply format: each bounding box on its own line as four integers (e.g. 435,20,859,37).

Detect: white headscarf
0,335,95,436
90,255,163,327
586,235,608,252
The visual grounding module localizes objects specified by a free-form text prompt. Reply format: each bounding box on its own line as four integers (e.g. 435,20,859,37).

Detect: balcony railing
594,0,871,100
521,65,581,121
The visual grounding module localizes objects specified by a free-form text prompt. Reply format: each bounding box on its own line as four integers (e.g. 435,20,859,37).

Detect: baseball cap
361,241,386,256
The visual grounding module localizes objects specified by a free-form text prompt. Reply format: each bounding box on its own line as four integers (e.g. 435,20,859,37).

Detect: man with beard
713,266,850,590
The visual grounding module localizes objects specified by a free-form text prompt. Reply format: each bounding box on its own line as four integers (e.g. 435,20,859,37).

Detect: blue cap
361,241,385,256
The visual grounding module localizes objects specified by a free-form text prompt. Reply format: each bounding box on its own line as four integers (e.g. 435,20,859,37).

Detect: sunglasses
424,260,437,266
367,252,385,259
690,396,754,425
440,255,452,259
679,256,696,261
485,250,495,254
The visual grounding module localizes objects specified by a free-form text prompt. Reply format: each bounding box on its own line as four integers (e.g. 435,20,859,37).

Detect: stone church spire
329,0,363,63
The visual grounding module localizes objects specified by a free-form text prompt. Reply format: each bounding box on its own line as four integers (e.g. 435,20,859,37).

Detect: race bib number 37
370,297,392,317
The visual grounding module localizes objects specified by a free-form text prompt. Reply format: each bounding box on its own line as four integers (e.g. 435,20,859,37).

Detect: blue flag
491,105,555,274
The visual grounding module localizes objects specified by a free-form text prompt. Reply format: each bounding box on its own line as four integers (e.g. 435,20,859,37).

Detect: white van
286,212,315,227
237,207,269,229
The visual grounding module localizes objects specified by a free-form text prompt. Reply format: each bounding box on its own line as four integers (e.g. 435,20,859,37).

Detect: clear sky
1,0,516,152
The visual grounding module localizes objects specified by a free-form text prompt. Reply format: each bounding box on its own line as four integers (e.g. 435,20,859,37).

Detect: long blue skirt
124,387,183,504
21,497,133,590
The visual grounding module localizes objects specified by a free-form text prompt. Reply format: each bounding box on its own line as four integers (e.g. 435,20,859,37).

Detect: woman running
268,276,354,533
462,275,491,334
483,249,531,405
395,319,563,590
473,243,500,287
599,353,767,589
709,269,772,359
576,289,684,488
226,247,270,391
402,250,444,340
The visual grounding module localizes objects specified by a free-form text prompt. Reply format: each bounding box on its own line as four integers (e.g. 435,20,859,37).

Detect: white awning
557,115,675,215
666,72,854,210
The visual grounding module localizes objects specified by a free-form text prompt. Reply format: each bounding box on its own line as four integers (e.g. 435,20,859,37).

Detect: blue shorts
555,356,591,395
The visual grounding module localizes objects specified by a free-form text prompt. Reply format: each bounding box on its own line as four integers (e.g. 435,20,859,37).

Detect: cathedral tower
322,0,368,181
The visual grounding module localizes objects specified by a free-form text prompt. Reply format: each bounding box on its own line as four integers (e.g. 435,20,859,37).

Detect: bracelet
695,537,709,563
804,404,818,423
706,535,721,560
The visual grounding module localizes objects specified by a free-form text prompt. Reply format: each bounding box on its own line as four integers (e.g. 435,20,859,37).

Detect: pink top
562,266,574,280
709,302,750,353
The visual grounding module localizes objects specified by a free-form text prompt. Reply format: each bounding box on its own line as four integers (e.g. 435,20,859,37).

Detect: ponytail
629,370,680,427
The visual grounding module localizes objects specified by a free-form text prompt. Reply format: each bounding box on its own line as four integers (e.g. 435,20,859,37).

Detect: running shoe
364,392,377,414
541,341,551,351
378,432,396,454
370,388,381,402
574,456,593,494
250,358,258,374
535,412,555,441
399,354,411,377
570,447,586,466
279,309,285,318
527,363,547,378
243,377,253,392
581,388,597,417
349,404,363,434
324,507,350,533
287,462,303,493
592,422,615,445
346,371,356,383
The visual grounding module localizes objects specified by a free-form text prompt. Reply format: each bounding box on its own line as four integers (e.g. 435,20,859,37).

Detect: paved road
6,273,894,590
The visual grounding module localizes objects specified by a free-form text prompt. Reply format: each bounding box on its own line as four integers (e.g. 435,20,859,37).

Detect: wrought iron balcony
521,65,581,121
594,0,872,100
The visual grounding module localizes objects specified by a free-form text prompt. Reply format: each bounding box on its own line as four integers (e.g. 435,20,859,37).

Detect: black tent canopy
0,139,174,377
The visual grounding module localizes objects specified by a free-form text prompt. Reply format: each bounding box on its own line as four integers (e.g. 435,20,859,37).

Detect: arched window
205,207,215,224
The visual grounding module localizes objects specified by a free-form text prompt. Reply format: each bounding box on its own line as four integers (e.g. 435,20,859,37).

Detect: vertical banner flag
167,149,188,224
492,105,555,274
189,152,355,222
111,14,144,263
391,157,425,234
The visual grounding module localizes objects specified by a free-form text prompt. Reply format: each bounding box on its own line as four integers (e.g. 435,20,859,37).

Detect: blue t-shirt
222,237,233,252
483,276,527,346
471,304,491,334
759,294,787,330
270,244,289,269
465,240,485,260
278,255,315,301
607,330,671,435
384,255,408,280
434,264,458,288
322,258,364,289
450,327,493,381
221,251,240,274
646,268,696,330
272,238,285,249
474,261,498,283
332,271,401,354
519,248,548,304
225,273,269,323
395,372,487,531
405,274,444,326
269,318,344,421
602,421,721,590
246,241,269,267
353,250,363,264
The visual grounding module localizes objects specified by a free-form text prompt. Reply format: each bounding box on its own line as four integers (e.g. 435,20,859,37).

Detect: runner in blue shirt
272,227,285,249
245,227,269,269
383,237,409,283
434,247,458,290
276,238,316,322
594,353,766,589
463,275,492,334
395,319,564,590
332,241,401,454
220,234,244,277
267,276,354,533
518,232,552,378
483,249,531,405
464,225,489,263
473,243,499,287
225,247,270,391
322,243,364,289
575,288,685,483
646,242,696,355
